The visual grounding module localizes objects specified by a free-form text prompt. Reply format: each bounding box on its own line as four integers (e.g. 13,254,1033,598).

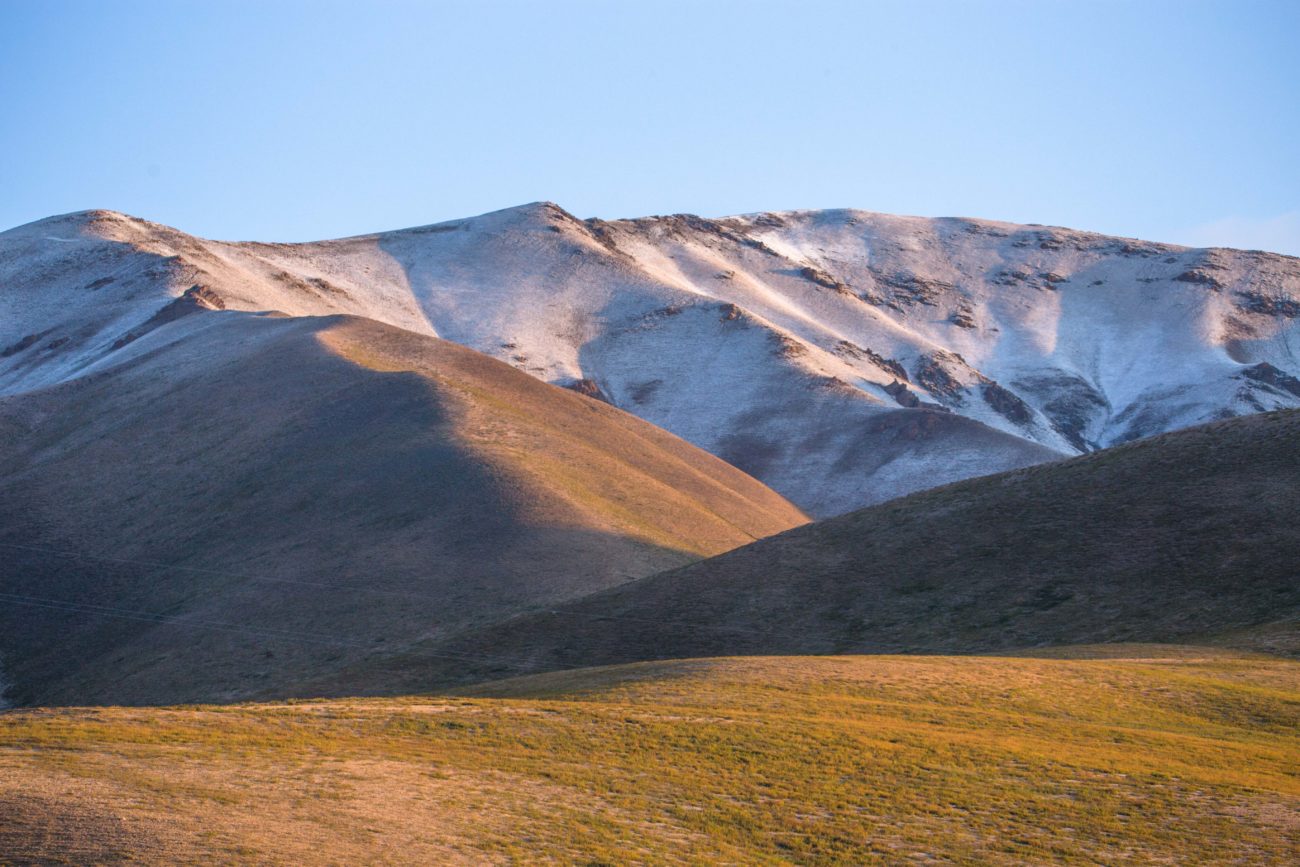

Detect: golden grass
315,318,807,556
1,648,1296,864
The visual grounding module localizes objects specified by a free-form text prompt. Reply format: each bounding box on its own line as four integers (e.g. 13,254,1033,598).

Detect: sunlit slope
1,651,1295,864
0,313,805,707
372,409,1300,689
8,204,1298,515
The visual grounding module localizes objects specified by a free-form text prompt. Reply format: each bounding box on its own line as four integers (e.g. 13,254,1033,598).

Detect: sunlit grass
1,648,1296,864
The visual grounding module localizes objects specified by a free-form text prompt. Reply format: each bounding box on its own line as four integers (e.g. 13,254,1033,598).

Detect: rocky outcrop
884,380,920,408
566,377,614,404
110,285,226,351
981,382,1034,426
1242,362,1300,398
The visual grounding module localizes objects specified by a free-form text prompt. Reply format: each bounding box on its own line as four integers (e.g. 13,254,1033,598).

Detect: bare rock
883,380,920,408
1,332,49,358
1236,291,1300,318
914,351,968,401
566,378,614,405
1241,362,1300,398
799,266,852,295
981,382,1034,426
950,307,977,329
110,285,226,350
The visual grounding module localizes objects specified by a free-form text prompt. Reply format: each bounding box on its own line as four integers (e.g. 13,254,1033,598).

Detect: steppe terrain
1,650,1296,864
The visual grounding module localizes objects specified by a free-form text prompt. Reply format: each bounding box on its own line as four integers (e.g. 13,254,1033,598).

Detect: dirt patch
0,770,187,865
1223,798,1300,832
0,794,138,864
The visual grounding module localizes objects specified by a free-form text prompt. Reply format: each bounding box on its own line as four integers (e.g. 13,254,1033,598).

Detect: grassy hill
0,649,1295,864
359,410,1300,691
0,313,805,707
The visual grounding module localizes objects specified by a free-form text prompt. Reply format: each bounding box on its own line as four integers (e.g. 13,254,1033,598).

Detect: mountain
6,205,1298,515
347,409,1300,691
0,312,805,706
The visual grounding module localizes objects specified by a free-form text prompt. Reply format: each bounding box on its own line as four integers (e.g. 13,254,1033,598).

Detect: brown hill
357,409,1300,691
0,312,805,706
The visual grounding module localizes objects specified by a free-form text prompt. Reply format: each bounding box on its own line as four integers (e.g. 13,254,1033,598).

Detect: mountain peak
0,208,143,238
3,201,1298,517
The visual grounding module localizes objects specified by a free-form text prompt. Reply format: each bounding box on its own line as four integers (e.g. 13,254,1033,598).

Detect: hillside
361,409,1300,690
1,651,1295,864
6,204,1298,515
0,312,805,707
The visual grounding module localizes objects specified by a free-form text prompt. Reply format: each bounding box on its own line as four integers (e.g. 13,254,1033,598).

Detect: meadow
1,646,1296,864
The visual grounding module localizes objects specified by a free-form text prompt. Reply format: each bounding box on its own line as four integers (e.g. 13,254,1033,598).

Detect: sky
2,0,1298,253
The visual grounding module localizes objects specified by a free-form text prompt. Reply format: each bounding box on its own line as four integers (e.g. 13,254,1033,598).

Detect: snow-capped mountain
4,203,1298,515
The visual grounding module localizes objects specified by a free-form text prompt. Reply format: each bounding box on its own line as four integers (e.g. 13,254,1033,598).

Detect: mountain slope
0,311,806,706
8,204,1298,514
353,409,1300,690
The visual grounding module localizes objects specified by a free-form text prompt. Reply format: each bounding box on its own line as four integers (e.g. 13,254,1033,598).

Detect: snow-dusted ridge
3,203,1298,515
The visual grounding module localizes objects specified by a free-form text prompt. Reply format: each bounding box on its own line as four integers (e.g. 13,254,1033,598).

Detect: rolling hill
5,204,1297,515
3,204,1298,705
358,409,1300,691
0,312,805,707
0,650,1295,863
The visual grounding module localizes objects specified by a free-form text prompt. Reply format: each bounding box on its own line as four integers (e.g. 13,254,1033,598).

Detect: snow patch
3,202,1298,516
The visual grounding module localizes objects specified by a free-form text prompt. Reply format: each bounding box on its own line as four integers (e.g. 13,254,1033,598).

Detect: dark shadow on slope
0,312,774,707
331,409,1300,695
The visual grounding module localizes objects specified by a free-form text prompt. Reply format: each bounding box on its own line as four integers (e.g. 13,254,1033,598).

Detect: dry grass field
2,647,1296,864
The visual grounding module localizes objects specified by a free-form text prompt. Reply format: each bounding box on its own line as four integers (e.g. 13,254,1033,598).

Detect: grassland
1,647,1296,864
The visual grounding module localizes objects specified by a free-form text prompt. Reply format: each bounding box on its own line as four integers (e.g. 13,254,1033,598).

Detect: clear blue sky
3,0,1298,252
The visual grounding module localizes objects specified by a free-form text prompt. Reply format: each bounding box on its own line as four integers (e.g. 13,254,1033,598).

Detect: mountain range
1,203,1298,705
5,204,1297,516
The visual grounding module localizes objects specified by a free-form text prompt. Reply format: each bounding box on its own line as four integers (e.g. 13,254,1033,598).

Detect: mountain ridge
316,408,1300,694
7,202,1297,514
0,311,806,706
